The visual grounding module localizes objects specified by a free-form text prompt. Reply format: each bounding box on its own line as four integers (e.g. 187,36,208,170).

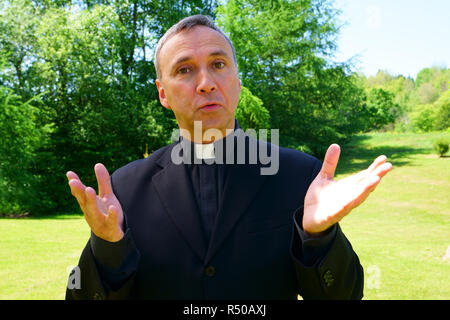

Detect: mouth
199,103,222,111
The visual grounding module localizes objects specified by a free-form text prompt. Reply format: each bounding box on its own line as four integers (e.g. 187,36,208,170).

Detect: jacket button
205,266,216,277
323,269,334,287
93,292,103,300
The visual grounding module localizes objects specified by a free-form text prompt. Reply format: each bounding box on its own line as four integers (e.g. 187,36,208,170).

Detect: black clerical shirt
182,135,230,244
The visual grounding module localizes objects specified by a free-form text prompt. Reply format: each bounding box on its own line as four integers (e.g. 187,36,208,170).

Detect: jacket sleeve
291,207,364,299
289,158,364,300
65,226,140,300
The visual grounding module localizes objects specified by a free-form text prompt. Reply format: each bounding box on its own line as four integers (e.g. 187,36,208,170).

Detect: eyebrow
171,50,231,71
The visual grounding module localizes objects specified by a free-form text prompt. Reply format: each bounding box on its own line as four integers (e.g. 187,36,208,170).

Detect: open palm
303,144,392,236
67,163,124,242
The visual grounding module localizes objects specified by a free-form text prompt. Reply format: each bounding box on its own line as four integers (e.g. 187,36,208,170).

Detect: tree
0,0,220,215
416,66,449,104
0,86,45,215
218,0,366,156
433,90,450,131
364,88,401,131
0,0,39,98
366,70,394,88
235,86,270,131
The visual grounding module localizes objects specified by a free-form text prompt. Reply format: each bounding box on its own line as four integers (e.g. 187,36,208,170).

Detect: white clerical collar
194,143,215,159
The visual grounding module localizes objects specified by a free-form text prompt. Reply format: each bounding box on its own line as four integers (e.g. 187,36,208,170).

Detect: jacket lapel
152,136,271,265
152,144,208,262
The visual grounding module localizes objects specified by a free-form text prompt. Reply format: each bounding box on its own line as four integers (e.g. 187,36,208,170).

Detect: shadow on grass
336,144,429,176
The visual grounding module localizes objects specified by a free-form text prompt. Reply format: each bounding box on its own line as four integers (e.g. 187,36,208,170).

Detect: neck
180,120,236,144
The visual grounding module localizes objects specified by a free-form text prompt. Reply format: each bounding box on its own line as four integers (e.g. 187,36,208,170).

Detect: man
65,15,392,300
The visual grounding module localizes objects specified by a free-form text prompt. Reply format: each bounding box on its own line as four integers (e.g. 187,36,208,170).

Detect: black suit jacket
66,134,363,299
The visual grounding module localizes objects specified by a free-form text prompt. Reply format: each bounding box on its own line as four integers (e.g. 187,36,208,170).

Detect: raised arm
66,164,139,300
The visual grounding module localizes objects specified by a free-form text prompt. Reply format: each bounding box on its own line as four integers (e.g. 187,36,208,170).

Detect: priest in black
65,15,392,300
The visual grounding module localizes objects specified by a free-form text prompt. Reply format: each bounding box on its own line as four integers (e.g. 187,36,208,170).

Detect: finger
367,155,387,173
320,144,341,179
66,171,81,181
66,170,87,203
372,162,392,179
84,186,105,221
68,179,87,207
344,155,388,184
94,163,113,197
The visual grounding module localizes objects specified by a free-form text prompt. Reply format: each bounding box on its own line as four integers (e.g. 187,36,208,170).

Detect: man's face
155,26,241,143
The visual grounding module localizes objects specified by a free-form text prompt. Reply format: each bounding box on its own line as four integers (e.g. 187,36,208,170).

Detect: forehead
160,26,234,65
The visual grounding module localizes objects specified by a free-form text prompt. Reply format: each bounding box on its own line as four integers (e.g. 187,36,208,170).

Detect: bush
433,138,449,157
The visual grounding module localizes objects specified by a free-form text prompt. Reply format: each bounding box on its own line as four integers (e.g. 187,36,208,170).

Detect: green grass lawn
336,131,450,299
0,131,449,299
0,214,89,299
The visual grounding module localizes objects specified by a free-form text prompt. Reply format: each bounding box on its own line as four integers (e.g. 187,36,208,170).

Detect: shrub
433,138,449,157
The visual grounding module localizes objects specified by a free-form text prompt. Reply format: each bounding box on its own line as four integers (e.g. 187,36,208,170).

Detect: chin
201,117,233,131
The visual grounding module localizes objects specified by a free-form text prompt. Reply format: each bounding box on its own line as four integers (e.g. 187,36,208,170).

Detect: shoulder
111,143,175,185
242,131,322,178
252,136,323,188
257,135,321,173
278,145,322,179
278,145,320,166
245,132,319,165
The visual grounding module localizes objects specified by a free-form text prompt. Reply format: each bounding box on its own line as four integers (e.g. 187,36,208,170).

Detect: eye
213,61,225,69
178,66,191,74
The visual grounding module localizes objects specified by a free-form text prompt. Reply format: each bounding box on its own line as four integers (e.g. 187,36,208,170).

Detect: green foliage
218,0,366,156
416,66,449,92
1,0,447,215
433,138,449,157
410,90,449,133
0,86,46,215
235,86,270,131
366,71,415,112
364,88,401,130
360,67,449,133
410,104,436,132
0,0,218,215
433,90,450,131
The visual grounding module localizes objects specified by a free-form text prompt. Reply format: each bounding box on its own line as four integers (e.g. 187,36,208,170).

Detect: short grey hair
154,14,237,80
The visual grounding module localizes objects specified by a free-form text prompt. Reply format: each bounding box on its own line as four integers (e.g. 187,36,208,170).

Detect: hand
303,144,392,236
66,163,124,242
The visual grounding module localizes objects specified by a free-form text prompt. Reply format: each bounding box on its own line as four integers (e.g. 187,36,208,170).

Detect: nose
196,68,216,94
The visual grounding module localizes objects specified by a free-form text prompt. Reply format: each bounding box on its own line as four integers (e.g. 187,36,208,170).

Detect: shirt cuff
293,206,337,267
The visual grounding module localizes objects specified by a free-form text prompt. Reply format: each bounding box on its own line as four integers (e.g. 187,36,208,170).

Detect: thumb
320,144,341,179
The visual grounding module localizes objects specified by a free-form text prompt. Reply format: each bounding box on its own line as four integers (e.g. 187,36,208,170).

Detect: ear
155,79,171,110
